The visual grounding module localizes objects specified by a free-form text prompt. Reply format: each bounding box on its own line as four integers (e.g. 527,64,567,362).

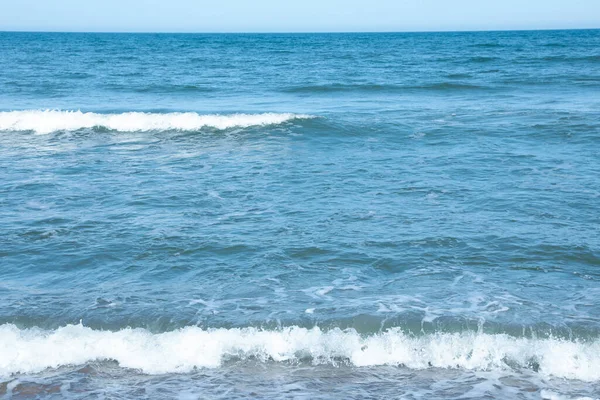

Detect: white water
0,110,314,134
1,324,599,380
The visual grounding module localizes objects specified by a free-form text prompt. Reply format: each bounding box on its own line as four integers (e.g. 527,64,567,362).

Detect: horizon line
1,27,599,35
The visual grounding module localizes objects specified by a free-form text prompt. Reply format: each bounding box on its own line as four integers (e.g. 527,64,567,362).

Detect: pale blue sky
1,0,599,32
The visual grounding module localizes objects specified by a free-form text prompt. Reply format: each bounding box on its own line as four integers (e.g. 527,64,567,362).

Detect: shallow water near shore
1,30,600,399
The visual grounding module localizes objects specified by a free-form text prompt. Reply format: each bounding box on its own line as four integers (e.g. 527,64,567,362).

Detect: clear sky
1,0,599,33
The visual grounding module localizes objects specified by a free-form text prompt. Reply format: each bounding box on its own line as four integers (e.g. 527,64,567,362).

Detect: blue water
1,30,599,399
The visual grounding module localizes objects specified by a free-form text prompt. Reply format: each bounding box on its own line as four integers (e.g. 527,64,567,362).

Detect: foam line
1,324,599,380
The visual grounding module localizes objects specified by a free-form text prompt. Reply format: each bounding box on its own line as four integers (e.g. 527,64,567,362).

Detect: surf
0,110,315,135
1,323,599,381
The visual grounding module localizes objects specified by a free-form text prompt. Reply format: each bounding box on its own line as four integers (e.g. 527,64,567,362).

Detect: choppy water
1,30,600,399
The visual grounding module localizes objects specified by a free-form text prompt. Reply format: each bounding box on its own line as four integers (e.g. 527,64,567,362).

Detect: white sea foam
1,324,599,380
540,390,598,400
0,110,314,134
540,390,597,400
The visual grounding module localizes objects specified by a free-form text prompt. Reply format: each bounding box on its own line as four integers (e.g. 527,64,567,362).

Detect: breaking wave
0,110,314,134
1,324,599,380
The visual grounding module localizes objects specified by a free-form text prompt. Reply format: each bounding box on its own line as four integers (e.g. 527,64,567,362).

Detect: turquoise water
1,30,600,399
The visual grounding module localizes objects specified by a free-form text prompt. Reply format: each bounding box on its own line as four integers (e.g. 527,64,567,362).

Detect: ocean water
0,30,599,399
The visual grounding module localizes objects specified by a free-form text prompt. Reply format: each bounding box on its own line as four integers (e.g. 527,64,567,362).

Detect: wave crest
1,324,599,380
0,110,314,134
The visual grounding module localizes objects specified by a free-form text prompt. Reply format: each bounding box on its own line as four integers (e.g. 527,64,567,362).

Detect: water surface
1,30,599,399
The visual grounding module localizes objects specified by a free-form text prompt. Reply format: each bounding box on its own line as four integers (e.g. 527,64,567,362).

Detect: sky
1,0,599,33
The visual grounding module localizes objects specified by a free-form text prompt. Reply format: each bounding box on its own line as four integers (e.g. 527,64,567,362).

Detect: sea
0,30,599,399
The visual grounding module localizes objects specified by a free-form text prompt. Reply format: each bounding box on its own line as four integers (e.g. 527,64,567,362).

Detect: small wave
104,83,216,94
282,84,398,93
0,110,314,135
282,83,484,93
1,324,599,380
542,43,568,48
446,73,473,79
540,55,600,63
61,72,95,80
415,82,485,91
469,43,503,48
469,56,499,63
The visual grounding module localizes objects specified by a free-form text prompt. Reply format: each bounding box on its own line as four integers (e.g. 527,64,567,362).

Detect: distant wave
421,83,484,90
542,43,568,48
446,73,474,79
283,83,485,93
540,55,600,63
0,110,315,134
282,84,399,93
104,83,216,94
1,323,599,380
469,56,499,63
468,43,503,48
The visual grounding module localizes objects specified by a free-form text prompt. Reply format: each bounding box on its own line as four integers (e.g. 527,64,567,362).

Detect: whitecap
1,323,600,381
0,110,315,134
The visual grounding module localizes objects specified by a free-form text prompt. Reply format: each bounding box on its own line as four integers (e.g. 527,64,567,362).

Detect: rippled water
1,30,599,399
